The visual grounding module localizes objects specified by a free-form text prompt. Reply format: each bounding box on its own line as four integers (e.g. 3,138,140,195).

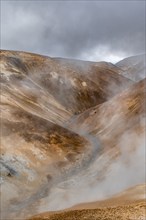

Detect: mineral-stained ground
0,50,145,220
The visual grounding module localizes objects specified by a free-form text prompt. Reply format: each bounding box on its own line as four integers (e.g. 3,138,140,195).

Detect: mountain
0,50,145,220
116,54,145,82
70,78,146,146
1,50,132,117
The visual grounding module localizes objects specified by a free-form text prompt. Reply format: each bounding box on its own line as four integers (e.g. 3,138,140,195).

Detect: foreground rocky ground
29,203,146,220
29,184,146,220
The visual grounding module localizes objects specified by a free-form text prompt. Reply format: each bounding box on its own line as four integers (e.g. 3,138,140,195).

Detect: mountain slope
70,78,145,148
1,103,95,219
0,50,145,220
116,54,145,82
1,50,132,117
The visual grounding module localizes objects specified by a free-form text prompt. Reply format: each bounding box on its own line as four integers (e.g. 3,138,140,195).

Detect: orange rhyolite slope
0,50,145,220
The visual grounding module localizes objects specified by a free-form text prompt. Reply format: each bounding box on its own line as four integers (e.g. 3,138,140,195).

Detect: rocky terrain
29,184,146,220
29,203,145,220
0,50,145,219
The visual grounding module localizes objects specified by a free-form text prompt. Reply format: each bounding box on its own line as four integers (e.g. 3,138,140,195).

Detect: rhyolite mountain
0,50,145,220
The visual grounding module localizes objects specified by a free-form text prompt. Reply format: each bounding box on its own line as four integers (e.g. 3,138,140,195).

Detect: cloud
1,0,145,62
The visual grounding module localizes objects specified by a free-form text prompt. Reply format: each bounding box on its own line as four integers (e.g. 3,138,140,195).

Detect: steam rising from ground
1,51,145,219
37,126,145,213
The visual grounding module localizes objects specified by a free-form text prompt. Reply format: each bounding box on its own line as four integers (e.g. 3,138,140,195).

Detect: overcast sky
1,0,145,63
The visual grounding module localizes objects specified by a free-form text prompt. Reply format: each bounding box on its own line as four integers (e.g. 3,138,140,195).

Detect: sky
1,0,145,63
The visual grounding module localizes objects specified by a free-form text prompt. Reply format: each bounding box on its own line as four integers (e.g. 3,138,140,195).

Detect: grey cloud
1,0,145,62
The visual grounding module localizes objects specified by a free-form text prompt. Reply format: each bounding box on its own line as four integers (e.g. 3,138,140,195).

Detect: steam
1,52,145,219
37,120,145,213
